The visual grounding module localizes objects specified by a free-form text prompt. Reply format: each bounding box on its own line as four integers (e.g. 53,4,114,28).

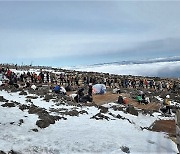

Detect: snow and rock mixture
0,87,178,154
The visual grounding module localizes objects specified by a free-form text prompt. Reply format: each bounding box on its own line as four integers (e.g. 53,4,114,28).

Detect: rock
28,105,48,115
35,88,49,96
26,99,32,103
0,150,6,154
18,119,24,126
19,104,30,111
0,96,8,102
44,94,53,101
27,88,36,94
26,95,38,99
31,128,38,132
38,115,55,124
91,113,110,120
19,91,27,95
172,108,176,113
111,105,124,111
11,88,19,93
0,96,4,101
36,119,50,128
11,101,20,105
126,105,138,116
79,110,88,115
120,146,130,153
99,106,108,113
1,102,15,108
65,110,79,116
116,114,133,124
8,150,19,154
142,109,153,116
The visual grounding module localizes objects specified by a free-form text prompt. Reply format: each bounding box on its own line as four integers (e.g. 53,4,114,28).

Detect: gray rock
126,105,138,116
1,102,16,108
120,146,130,153
19,91,27,95
36,119,50,128
99,106,108,113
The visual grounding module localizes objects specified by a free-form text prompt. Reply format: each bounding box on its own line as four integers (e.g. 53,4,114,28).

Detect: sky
0,1,180,67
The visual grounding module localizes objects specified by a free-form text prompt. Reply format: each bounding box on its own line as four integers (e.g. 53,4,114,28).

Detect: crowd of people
0,65,179,92
0,65,179,114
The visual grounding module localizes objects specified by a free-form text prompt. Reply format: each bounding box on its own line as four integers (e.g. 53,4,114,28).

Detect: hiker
117,95,124,104
53,85,61,93
39,71,44,83
88,84,93,96
74,88,85,103
60,86,67,95
65,84,72,92
77,88,85,98
113,87,121,94
164,95,171,114
144,79,148,89
141,93,150,104
31,84,37,90
137,95,143,104
137,90,143,104
46,72,49,83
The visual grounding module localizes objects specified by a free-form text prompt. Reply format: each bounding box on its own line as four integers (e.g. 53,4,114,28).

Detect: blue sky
0,1,180,67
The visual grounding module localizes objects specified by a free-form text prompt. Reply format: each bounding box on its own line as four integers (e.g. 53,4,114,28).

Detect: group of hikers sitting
52,83,93,103
117,90,150,105
136,91,150,105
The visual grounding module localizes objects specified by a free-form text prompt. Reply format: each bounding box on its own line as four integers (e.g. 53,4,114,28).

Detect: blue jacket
54,85,60,92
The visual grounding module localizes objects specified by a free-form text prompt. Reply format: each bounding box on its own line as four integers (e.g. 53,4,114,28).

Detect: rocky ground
0,81,179,153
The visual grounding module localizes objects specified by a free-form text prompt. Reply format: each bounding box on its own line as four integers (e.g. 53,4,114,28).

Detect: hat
166,95,170,98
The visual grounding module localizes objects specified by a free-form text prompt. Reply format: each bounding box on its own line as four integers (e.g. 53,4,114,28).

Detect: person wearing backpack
164,95,171,114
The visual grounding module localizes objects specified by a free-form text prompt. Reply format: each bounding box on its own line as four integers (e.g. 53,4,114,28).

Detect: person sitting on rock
25,81,30,88
117,95,124,104
77,88,85,98
141,93,149,105
53,85,60,93
137,95,143,104
74,88,85,103
60,86,67,95
65,84,72,92
113,87,121,94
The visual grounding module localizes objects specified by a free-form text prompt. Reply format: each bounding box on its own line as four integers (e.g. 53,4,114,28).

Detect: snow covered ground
0,89,178,154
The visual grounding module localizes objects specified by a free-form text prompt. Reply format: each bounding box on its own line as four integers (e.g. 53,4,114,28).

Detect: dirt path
93,92,120,105
151,120,176,136
93,92,161,111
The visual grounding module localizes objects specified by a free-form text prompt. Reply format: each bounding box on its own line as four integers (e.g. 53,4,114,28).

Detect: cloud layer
70,61,180,78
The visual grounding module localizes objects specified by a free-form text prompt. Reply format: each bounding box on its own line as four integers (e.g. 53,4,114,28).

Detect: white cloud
71,61,180,77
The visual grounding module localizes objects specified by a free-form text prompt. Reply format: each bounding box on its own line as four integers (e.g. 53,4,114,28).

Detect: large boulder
44,94,53,101
126,105,138,116
36,119,50,128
